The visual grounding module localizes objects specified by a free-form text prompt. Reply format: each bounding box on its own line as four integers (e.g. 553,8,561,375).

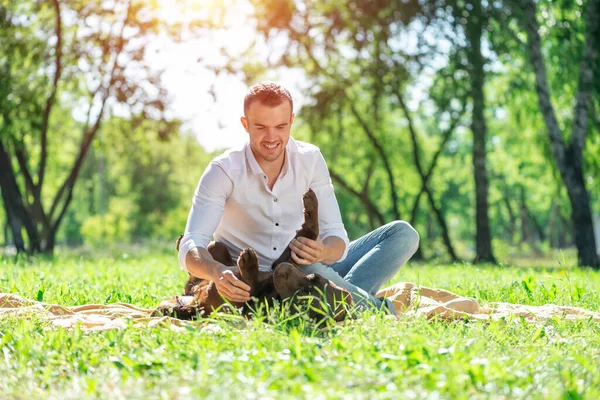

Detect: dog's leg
237,248,259,297
183,241,234,295
296,188,319,241
151,295,206,320
208,242,235,266
271,188,320,269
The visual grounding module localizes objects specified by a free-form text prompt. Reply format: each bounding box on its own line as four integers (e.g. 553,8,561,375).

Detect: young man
178,82,419,314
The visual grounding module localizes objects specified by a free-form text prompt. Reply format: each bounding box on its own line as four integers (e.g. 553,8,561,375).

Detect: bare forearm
185,247,228,281
321,236,346,264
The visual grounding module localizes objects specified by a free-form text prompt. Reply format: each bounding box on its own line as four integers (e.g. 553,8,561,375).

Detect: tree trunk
426,193,458,261
3,217,9,247
0,141,40,253
466,0,496,263
42,228,57,254
1,193,25,253
409,197,425,260
547,200,557,247
503,195,517,244
517,0,600,268
397,92,460,262
565,161,599,267
519,185,542,254
519,186,531,246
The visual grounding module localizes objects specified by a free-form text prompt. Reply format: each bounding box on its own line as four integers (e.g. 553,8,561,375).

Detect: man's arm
185,247,250,302
179,162,250,302
290,150,350,265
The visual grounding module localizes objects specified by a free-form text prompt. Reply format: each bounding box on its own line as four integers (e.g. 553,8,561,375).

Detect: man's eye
277,126,285,130
256,127,265,130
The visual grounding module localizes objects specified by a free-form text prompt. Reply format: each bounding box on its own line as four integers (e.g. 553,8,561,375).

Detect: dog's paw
302,188,318,216
238,247,259,270
299,189,319,240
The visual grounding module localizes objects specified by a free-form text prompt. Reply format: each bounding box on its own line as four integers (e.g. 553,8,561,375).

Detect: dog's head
273,262,352,322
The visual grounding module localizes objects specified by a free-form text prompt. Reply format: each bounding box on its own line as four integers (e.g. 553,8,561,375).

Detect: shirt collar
245,137,298,177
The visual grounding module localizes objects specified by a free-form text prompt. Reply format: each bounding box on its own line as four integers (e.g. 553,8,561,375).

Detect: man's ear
240,116,249,133
290,113,295,125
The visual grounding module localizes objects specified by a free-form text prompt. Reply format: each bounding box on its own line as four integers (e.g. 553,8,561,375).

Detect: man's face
241,101,295,165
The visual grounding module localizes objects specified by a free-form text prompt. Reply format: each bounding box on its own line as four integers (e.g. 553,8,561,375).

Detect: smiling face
241,101,295,168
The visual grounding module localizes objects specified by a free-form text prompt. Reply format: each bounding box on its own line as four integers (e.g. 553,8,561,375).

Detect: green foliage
237,0,600,262
0,0,209,253
1,250,599,398
55,117,212,245
80,198,134,247
1,0,599,262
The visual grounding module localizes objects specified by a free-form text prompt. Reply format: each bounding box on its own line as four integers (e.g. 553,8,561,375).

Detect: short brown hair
244,81,293,115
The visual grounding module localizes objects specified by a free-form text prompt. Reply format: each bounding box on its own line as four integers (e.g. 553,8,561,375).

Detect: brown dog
152,189,352,321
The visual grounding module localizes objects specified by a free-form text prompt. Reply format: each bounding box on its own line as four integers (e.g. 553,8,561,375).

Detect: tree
505,0,600,268
433,0,497,263
0,0,209,254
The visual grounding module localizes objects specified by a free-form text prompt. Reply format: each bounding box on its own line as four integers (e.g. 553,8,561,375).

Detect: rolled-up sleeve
178,162,232,272
310,151,350,263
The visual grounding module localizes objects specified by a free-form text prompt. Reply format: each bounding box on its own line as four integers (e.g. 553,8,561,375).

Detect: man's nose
264,128,277,139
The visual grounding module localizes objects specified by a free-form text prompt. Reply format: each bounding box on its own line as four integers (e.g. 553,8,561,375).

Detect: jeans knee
303,263,327,275
387,220,420,253
304,263,348,288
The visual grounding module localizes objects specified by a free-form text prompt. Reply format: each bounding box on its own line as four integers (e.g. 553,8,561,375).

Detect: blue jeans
303,221,420,315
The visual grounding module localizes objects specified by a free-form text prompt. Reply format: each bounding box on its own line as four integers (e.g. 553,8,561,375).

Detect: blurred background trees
1,0,599,268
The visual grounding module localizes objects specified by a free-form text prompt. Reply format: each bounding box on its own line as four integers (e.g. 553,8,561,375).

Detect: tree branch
349,103,401,220
38,0,63,193
515,0,567,171
361,156,376,196
49,0,131,229
297,33,402,221
13,147,36,200
329,168,385,226
396,91,459,260
396,91,425,177
408,112,461,226
570,0,599,159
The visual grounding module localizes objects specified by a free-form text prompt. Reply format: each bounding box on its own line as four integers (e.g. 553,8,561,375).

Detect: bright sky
148,0,439,152
158,49,305,152
149,0,306,152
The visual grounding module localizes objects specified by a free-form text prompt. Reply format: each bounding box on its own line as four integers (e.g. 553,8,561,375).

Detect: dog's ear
176,235,183,252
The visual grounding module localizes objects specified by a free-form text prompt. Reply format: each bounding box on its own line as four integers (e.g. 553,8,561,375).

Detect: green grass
1,247,599,399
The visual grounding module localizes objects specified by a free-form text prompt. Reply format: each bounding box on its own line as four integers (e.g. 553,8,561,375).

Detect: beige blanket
376,282,600,322
0,292,193,332
1,283,598,331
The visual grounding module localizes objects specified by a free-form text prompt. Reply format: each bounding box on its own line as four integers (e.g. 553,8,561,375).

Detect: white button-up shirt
178,137,349,272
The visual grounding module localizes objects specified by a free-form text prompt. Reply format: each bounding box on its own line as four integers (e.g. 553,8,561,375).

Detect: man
178,82,419,315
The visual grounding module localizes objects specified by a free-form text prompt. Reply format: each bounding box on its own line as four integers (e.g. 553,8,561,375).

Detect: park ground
0,245,599,399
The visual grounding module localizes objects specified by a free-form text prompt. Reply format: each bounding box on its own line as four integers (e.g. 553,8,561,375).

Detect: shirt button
273,247,277,251
275,223,279,226
273,197,278,202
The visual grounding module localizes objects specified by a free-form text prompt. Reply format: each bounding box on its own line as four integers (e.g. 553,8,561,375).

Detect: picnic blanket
376,282,600,322
0,292,193,332
1,283,598,331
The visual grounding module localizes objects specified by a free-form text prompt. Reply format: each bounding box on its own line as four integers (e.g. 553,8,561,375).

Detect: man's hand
289,237,326,265
213,267,251,303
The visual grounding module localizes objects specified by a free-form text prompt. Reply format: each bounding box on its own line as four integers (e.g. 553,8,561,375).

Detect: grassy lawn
1,246,599,399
